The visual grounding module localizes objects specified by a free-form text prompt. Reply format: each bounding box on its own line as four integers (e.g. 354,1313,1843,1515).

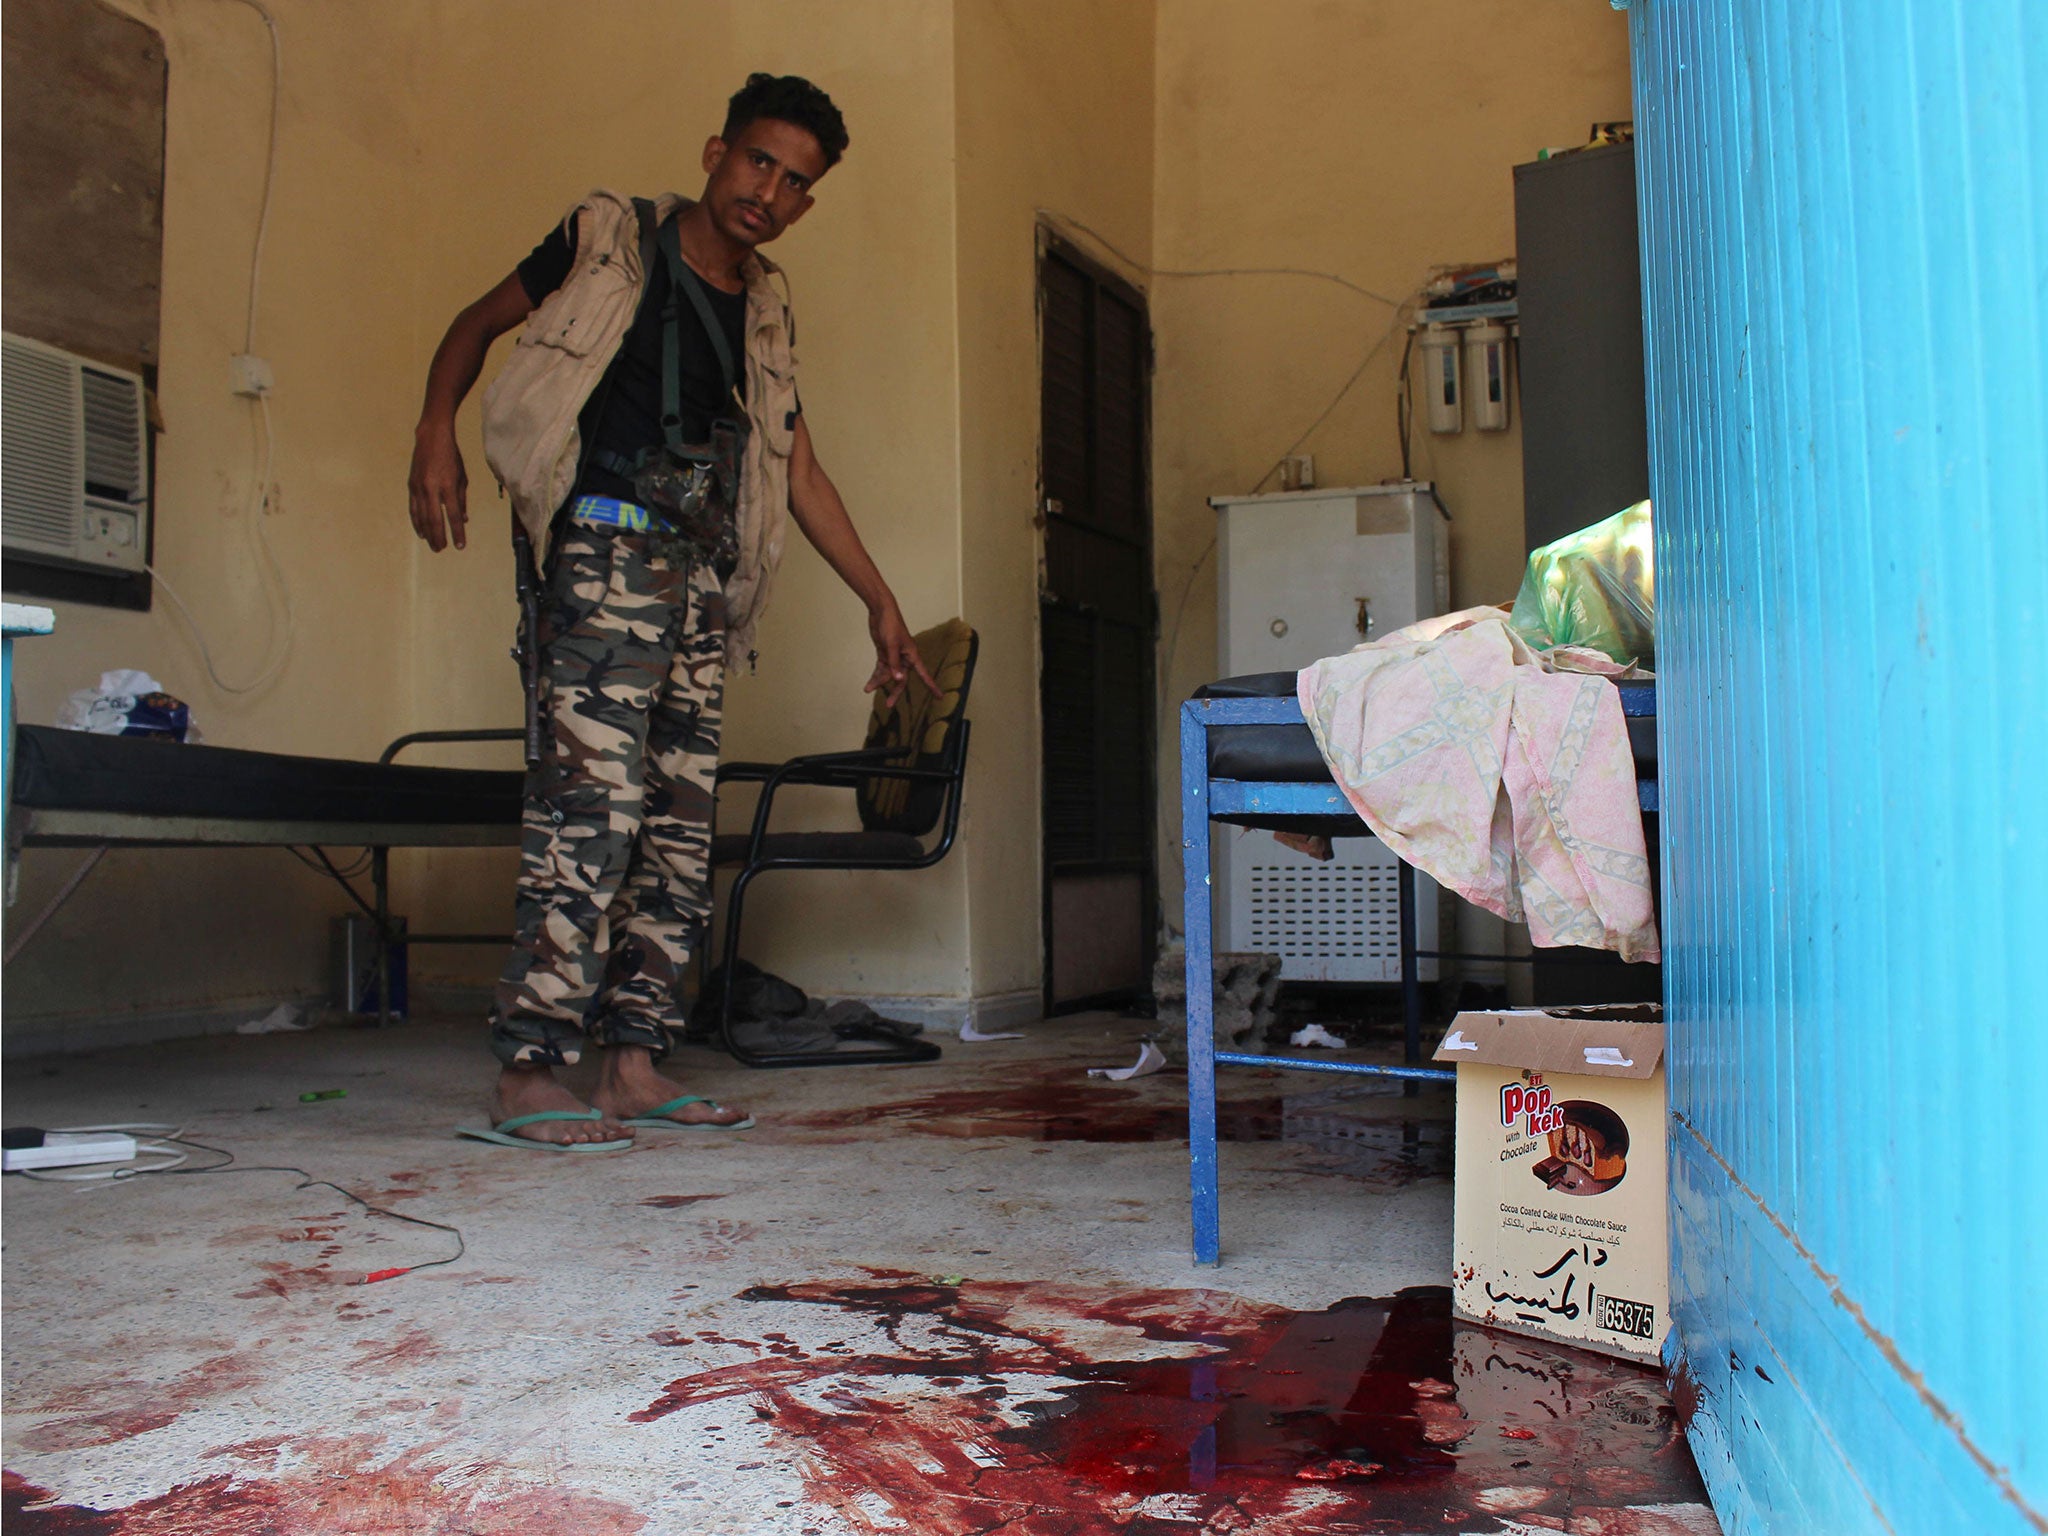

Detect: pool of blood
639,1275,1713,1534
792,1079,1455,1185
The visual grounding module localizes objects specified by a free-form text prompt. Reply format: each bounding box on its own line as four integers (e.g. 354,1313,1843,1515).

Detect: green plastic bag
1508,500,1656,668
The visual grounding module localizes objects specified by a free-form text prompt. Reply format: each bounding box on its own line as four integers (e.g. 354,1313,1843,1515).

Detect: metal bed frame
1177,684,1657,1266
14,727,524,1027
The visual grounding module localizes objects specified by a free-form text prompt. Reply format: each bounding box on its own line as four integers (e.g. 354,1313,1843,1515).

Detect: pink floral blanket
1296,608,1660,962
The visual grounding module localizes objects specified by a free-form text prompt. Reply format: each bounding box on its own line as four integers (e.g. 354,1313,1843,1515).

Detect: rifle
511,522,544,770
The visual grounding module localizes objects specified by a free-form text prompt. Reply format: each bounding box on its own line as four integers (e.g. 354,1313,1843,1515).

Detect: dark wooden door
1038,240,1155,1012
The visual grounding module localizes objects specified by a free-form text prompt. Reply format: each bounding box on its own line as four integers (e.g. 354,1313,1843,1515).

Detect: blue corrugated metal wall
1629,1,2046,1531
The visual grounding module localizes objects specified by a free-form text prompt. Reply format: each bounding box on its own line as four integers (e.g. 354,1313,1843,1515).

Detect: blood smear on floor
792,1079,1455,1187
638,1274,1714,1534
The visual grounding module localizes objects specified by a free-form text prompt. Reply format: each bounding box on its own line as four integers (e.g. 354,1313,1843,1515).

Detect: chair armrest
836,762,958,783
722,723,971,862
716,746,898,789
731,744,960,860
781,745,902,772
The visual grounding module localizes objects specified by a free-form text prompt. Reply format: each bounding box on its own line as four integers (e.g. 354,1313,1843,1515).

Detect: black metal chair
707,619,977,1068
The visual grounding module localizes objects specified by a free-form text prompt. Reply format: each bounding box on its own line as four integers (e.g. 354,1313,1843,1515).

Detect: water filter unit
1419,325,1462,434
1465,322,1511,432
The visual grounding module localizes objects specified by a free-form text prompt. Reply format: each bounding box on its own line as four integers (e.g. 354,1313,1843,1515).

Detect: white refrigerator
1209,481,1449,982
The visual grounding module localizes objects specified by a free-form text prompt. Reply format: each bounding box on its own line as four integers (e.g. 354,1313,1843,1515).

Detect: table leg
2,634,14,830
1400,858,1421,1064
373,846,392,1027
1182,703,1221,1266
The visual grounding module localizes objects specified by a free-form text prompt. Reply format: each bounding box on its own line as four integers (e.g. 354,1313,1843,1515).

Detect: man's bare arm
407,272,534,552
786,416,940,706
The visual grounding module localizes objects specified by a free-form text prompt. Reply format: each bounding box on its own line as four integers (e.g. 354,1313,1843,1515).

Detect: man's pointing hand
866,603,941,710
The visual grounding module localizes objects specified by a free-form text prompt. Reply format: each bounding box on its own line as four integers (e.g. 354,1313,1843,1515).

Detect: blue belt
567,494,663,534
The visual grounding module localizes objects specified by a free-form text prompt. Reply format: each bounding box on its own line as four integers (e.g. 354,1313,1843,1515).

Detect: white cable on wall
149,395,293,694
149,0,296,697
234,0,280,356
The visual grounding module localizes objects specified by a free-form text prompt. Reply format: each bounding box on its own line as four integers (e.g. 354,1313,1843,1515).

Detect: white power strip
3,1133,139,1171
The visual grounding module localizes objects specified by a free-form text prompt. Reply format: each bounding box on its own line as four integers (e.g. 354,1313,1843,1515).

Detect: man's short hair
724,74,849,169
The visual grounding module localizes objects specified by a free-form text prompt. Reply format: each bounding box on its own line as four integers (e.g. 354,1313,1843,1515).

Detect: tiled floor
1,1012,1718,1533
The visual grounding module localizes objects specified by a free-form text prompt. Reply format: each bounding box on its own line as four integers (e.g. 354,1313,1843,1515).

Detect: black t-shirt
517,216,751,504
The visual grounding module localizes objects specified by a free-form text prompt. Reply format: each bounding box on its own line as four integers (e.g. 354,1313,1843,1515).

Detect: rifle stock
511,524,543,769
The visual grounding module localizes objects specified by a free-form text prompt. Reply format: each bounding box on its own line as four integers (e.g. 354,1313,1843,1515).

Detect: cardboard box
1433,1004,1668,1364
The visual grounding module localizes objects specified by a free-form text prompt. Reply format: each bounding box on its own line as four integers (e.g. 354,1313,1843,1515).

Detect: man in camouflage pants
405,76,934,1147
498,533,731,1072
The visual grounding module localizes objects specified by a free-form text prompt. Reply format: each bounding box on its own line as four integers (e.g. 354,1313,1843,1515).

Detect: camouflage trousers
489,526,725,1067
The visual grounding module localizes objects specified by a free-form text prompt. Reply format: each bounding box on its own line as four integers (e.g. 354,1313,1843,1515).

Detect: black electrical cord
137,1134,464,1282
1396,328,1416,481
1244,308,1411,497
284,845,372,881
300,846,384,929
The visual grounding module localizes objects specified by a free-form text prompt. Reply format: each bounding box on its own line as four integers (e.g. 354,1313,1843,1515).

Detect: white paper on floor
1289,1023,1347,1049
236,1002,313,1035
959,1019,1024,1042
1087,1040,1167,1080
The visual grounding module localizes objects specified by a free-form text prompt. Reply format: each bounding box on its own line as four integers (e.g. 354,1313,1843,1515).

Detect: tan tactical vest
481,188,800,668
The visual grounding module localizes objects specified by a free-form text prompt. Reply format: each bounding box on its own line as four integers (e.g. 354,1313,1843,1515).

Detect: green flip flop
454,1109,635,1152
616,1094,756,1132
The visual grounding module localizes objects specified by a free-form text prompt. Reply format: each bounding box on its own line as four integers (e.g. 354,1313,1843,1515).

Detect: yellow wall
952,0,1157,1015
1150,0,1634,815
5,0,972,1036
4,0,429,1038
4,0,1632,1044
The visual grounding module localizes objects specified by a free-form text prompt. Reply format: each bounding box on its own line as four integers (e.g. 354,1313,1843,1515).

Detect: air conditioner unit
2,332,151,573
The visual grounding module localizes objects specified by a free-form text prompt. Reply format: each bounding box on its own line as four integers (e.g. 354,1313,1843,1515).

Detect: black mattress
10,725,524,827
1191,670,1656,837
1195,672,1331,782
1192,673,1363,836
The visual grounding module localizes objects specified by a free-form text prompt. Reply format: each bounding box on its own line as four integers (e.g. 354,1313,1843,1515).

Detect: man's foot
491,1064,632,1145
590,1044,751,1127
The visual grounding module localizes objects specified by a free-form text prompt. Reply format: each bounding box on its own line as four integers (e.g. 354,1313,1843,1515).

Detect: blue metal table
2,602,56,824
1178,684,1657,1266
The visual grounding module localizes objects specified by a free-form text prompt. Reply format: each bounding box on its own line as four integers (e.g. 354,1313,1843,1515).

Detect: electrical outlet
230,353,275,398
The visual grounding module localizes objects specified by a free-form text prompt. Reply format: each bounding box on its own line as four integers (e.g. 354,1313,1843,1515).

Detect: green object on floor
453,1110,634,1152
614,1093,756,1132
299,1089,346,1102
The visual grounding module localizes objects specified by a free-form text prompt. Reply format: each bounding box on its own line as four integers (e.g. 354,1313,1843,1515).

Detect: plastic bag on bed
1508,500,1656,669
54,669,199,742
